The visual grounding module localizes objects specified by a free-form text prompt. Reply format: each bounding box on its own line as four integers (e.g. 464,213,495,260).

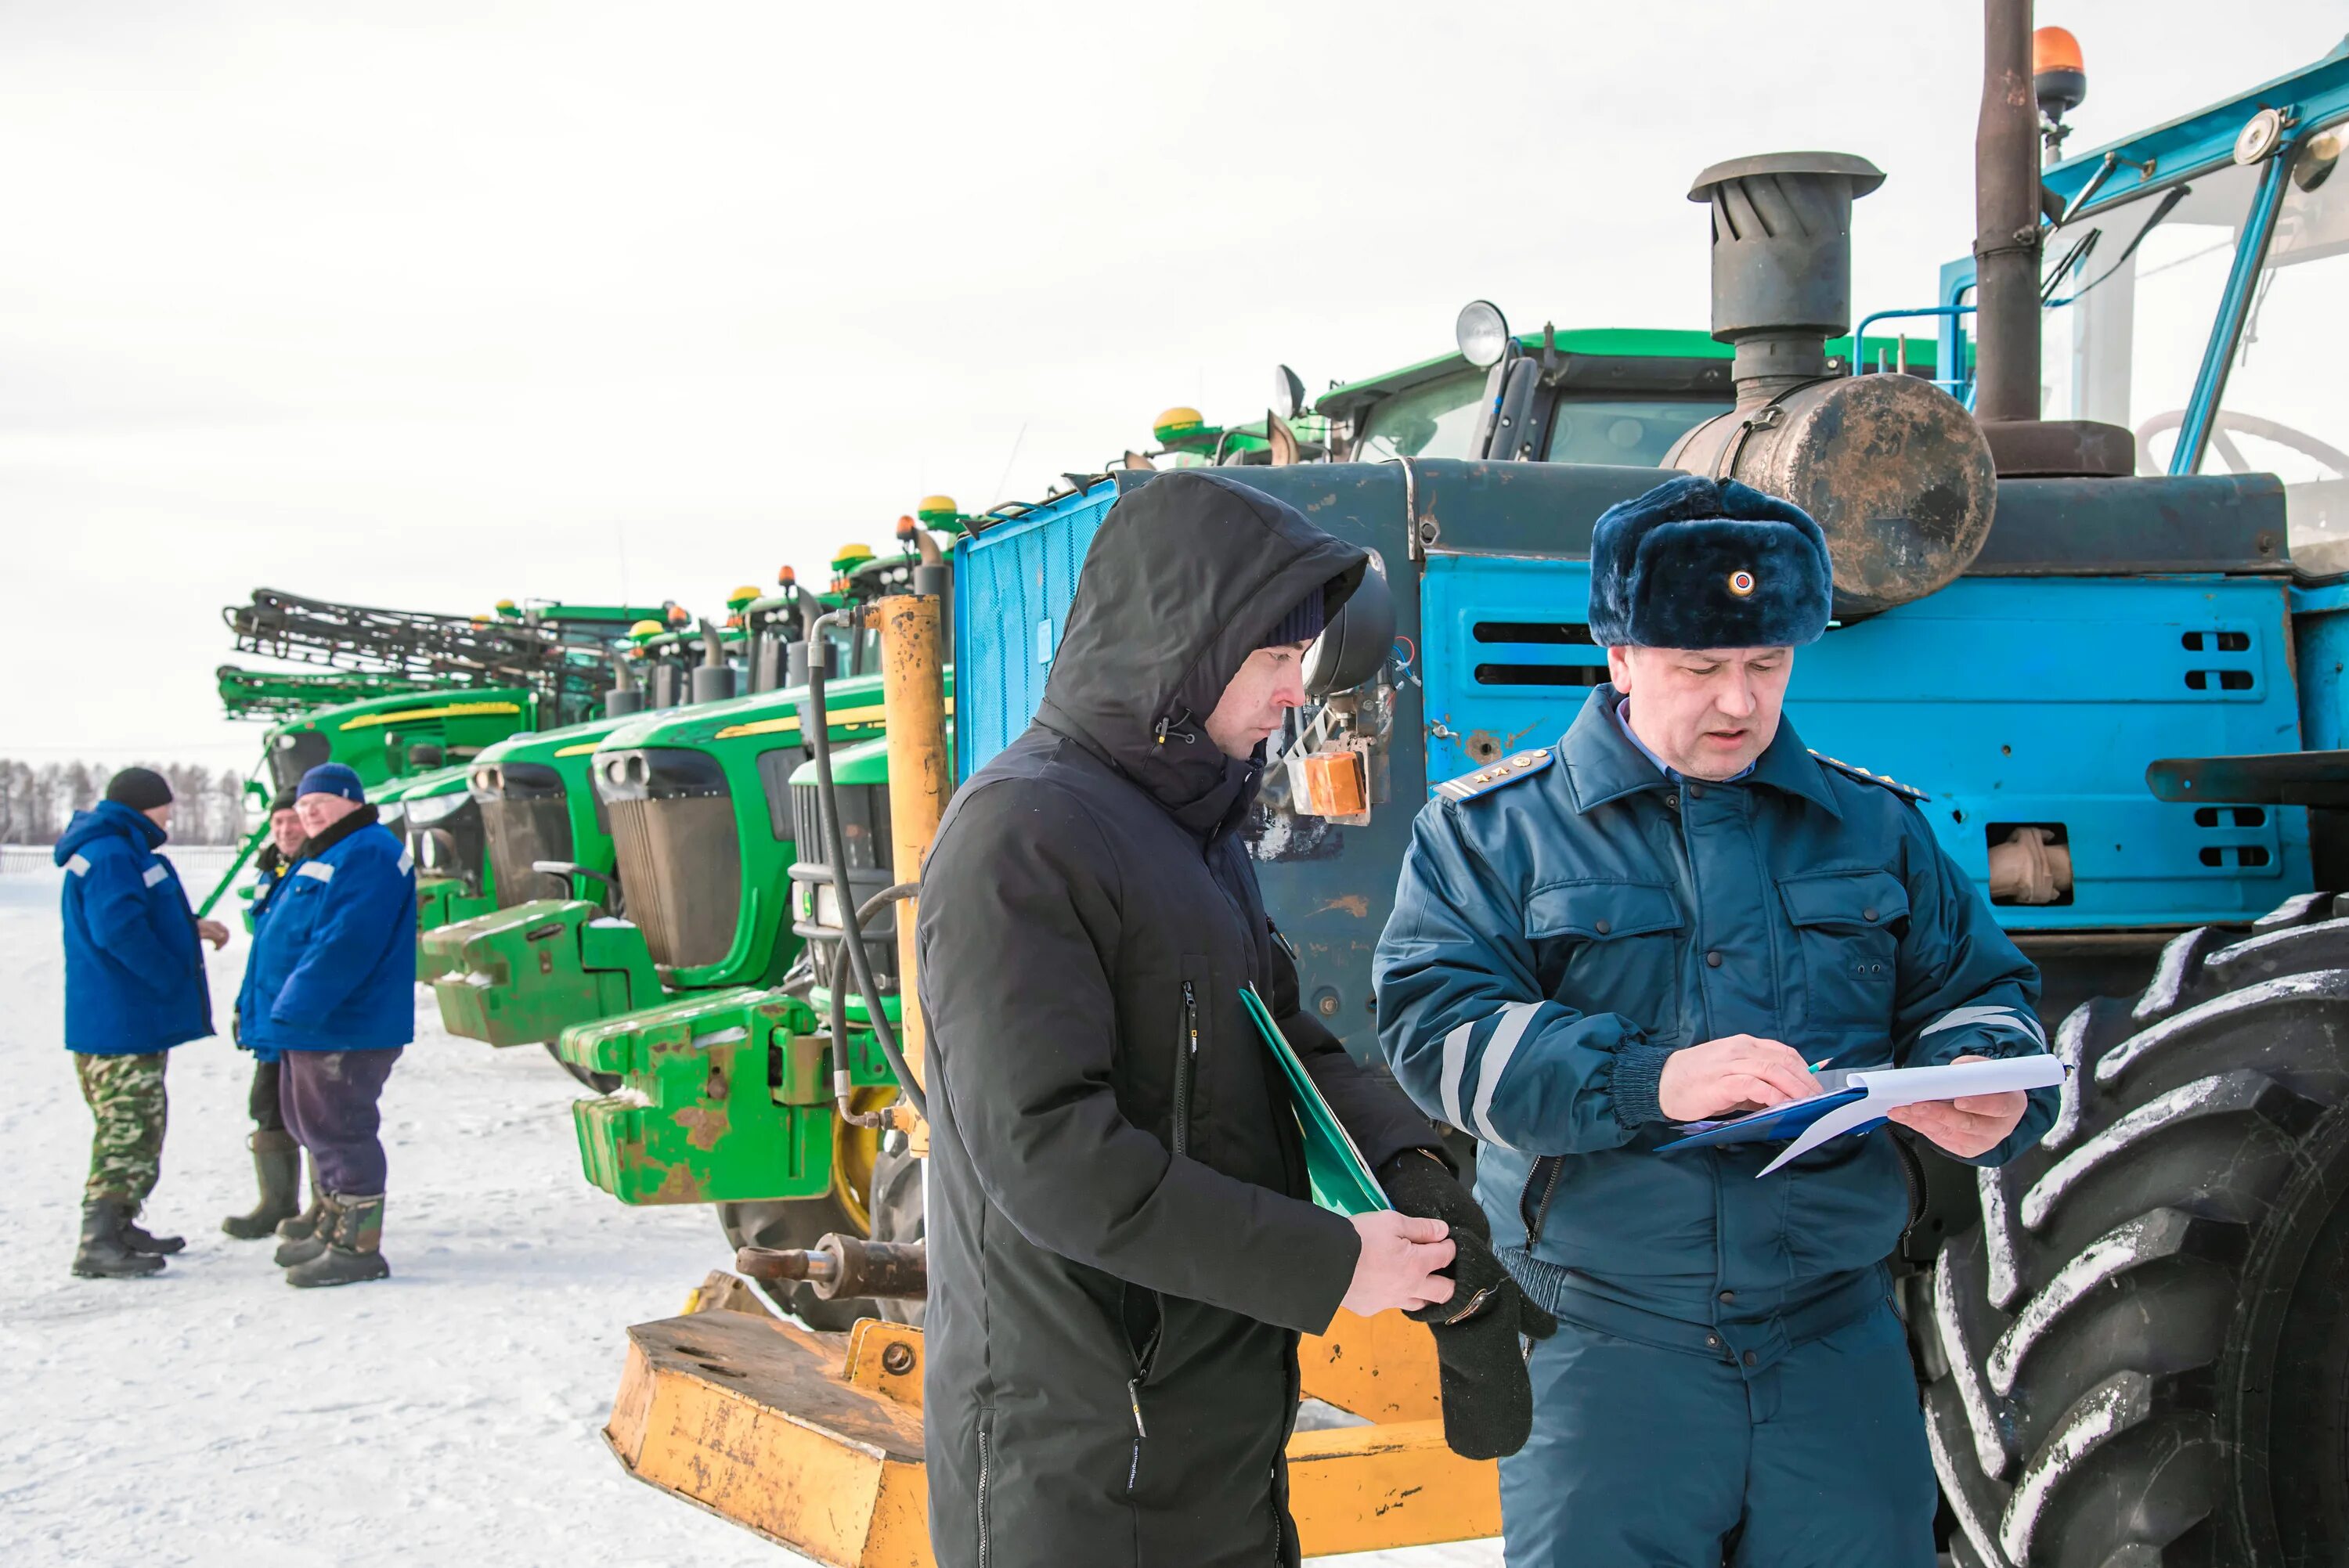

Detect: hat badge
1727,569,1756,597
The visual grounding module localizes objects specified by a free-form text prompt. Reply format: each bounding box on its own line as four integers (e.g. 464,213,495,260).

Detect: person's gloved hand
1377,1148,1488,1242
1376,1151,1558,1460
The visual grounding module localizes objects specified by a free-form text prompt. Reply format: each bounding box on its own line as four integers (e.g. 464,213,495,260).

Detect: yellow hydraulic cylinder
872,593,949,1109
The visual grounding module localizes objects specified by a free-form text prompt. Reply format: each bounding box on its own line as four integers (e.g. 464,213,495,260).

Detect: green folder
1239,984,1391,1217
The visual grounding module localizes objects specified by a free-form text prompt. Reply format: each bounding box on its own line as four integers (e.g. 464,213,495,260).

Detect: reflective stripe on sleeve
295,861,336,883
1439,1019,1474,1131
65,854,89,877
1469,1002,1542,1148
1921,1004,2045,1047
142,863,168,888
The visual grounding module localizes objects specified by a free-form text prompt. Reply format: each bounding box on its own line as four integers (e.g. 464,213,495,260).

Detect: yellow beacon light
627,618,664,643
1153,406,1205,445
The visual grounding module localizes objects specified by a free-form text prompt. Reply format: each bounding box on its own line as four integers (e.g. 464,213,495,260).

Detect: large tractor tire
541,1040,620,1094
717,1191,878,1332
1922,892,2349,1566
868,1143,926,1328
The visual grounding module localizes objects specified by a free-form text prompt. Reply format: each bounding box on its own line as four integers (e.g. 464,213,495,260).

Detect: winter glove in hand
1376,1151,1559,1460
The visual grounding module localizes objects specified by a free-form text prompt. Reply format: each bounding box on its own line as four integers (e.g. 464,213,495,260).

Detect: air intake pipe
604,651,644,719
691,619,738,706
1665,153,1997,617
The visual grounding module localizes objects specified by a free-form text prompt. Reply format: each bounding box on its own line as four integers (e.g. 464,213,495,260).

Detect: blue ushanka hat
1586,476,1833,650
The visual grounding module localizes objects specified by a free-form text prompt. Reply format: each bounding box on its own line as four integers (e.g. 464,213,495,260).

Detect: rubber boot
224,1131,302,1239
121,1213,186,1255
275,1191,338,1268
73,1197,166,1279
286,1193,389,1289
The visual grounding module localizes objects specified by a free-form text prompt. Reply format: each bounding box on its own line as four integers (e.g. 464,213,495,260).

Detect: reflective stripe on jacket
55,800,213,1054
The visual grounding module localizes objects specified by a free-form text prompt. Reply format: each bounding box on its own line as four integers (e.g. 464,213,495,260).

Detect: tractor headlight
1456,299,1512,369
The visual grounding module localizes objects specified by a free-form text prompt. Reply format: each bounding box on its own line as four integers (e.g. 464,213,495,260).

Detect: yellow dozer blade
605,1286,1499,1566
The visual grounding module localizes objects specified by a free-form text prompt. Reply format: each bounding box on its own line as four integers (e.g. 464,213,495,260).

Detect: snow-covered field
0,867,1499,1567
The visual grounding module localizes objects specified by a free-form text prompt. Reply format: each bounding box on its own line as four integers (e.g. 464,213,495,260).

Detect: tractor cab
1956,37,2349,568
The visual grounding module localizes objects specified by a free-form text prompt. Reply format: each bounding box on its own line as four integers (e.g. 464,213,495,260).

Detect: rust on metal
1667,371,1996,617
871,595,949,1103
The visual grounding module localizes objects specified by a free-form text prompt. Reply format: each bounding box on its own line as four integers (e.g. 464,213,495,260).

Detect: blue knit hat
297,762,367,802
1259,588,1328,649
1586,476,1832,650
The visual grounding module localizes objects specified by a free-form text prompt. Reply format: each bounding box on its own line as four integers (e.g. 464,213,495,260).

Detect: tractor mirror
1304,557,1397,697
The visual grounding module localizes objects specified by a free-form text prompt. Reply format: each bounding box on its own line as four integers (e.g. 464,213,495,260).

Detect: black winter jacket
918,470,1441,1568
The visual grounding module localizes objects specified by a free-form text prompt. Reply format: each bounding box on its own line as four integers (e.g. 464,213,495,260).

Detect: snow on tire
1923,892,2349,1566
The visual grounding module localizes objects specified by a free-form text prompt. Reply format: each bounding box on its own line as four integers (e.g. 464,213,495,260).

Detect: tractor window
1353,370,1489,461
2037,160,2257,472
2198,129,2349,568
1544,398,1727,466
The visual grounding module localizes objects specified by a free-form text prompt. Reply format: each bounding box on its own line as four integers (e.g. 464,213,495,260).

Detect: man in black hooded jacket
918,470,1532,1568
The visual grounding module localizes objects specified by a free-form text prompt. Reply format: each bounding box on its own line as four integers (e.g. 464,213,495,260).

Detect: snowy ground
0,867,1499,1568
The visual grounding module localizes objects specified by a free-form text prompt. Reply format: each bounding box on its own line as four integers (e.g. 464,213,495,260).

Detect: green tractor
423,525,958,1325
208,589,677,929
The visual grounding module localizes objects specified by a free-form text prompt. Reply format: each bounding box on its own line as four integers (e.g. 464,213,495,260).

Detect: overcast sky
3,0,2341,772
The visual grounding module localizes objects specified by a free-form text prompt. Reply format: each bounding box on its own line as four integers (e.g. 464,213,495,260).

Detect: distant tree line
0,760,251,845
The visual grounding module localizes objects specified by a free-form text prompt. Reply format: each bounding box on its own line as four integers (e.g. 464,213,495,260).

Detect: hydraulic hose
806,609,929,1123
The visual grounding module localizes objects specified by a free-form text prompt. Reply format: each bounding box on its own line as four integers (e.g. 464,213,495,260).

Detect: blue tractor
944,12,2349,1564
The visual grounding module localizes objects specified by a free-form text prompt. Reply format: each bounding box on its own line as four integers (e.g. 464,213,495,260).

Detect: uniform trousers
74,1051,168,1206
278,1047,402,1194
1497,1302,1936,1568
247,1058,284,1134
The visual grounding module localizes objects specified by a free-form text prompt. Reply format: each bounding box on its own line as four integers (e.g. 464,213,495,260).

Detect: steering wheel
2135,408,2349,479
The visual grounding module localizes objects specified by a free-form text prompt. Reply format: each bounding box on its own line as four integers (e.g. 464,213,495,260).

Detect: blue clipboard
1652,1088,1874,1152
1239,984,1391,1217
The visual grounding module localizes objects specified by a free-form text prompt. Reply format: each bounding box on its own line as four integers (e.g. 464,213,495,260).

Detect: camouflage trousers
74,1051,168,1207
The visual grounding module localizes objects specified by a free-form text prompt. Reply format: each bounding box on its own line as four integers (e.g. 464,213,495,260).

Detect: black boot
121,1212,185,1255
73,1198,166,1279
286,1193,389,1289
275,1191,337,1268
225,1131,302,1239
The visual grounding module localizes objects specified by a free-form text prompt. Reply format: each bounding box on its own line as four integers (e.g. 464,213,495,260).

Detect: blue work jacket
240,812,416,1054
234,851,290,1060
55,801,214,1054
1374,685,2057,1368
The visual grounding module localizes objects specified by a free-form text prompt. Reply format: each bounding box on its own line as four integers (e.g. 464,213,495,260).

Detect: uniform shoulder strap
1434,749,1554,804
1807,749,1929,802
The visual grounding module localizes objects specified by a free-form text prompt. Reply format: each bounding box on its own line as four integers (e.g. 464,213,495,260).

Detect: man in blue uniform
223,788,307,1239
56,766,229,1278
240,762,416,1288
1373,477,2059,1566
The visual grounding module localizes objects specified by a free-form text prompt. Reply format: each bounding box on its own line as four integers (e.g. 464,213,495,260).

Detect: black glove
230,1006,241,1048
1376,1151,1559,1461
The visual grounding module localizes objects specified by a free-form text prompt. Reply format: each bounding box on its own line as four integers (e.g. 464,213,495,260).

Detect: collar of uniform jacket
1558,684,1842,819
294,802,381,862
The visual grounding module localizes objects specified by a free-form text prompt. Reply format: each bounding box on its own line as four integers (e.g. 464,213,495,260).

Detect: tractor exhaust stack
1971,0,2133,475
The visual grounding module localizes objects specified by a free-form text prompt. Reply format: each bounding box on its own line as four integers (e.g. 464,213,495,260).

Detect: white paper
1755,1054,2068,1177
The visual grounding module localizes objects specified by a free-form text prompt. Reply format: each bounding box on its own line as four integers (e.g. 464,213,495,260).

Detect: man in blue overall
223,787,307,1239
56,766,229,1278
1373,476,2060,1566
240,762,416,1288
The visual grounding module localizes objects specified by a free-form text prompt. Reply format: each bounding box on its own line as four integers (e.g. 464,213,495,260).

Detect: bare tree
0,759,262,845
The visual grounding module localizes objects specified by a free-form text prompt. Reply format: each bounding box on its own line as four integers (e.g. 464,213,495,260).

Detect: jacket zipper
1174,980,1199,1156
976,1420,993,1567
1127,1315,1161,1495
